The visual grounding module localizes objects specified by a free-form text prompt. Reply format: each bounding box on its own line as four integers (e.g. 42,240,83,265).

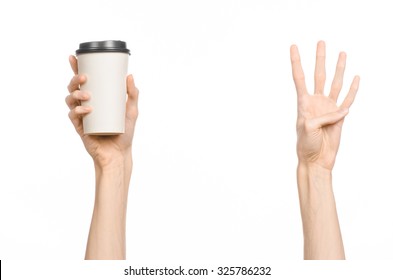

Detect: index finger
290,45,308,96
69,55,78,75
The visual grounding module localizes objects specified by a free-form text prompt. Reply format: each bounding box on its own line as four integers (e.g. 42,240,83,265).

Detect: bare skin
66,55,139,259
290,41,360,259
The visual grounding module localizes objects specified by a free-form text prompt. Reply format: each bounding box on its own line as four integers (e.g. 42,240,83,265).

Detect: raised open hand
291,41,360,170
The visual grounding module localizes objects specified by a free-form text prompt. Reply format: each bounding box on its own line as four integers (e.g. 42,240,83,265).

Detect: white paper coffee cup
76,40,130,135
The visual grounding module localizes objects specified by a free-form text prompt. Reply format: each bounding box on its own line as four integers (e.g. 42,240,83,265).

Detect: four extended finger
340,75,360,109
329,52,347,102
314,40,326,95
290,44,308,96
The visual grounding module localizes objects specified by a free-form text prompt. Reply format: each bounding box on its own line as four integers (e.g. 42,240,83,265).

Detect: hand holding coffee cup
66,40,139,167
76,40,130,135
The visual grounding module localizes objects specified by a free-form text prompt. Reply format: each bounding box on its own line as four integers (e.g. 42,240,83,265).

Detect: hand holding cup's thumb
305,108,349,130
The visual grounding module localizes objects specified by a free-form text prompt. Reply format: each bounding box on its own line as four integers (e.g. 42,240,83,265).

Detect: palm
297,94,344,169
72,91,138,166
80,108,136,165
290,41,359,170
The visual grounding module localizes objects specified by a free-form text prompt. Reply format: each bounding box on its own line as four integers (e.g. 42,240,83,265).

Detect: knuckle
72,90,80,99
65,95,74,108
72,75,80,84
75,106,82,114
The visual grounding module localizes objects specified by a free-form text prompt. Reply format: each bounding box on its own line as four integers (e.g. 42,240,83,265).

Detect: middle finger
65,90,90,109
314,40,326,95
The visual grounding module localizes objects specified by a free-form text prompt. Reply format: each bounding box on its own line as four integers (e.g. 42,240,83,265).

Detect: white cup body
77,52,128,135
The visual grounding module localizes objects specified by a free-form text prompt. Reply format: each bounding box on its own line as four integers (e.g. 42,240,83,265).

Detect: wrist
297,161,332,179
297,161,334,210
94,151,132,194
94,149,132,173
297,161,333,203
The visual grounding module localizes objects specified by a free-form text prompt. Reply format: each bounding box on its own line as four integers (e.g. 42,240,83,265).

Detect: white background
0,0,392,262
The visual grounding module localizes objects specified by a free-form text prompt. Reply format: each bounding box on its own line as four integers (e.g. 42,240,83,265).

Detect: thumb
125,75,139,120
306,108,349,130
126,75,139,105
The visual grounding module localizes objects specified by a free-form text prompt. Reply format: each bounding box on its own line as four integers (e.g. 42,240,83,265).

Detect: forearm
297,163,345,260
85,154,132,260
